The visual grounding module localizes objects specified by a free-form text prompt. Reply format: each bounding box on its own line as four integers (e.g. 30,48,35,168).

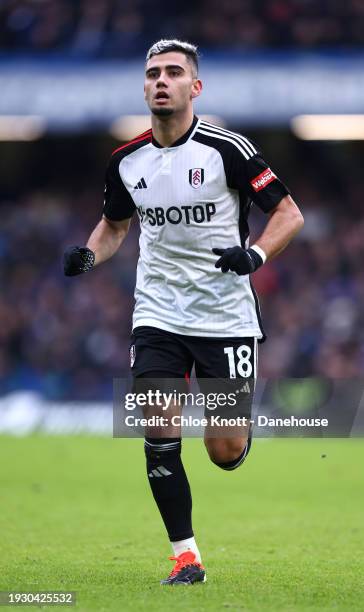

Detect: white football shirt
103,116,290,339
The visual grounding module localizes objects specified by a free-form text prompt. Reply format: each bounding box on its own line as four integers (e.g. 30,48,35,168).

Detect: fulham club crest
189,168,205,189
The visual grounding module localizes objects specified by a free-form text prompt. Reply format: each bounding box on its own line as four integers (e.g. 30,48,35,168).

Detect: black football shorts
129,326,257,419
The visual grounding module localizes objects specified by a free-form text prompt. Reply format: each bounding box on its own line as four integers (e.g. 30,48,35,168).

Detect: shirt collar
152,115,199,149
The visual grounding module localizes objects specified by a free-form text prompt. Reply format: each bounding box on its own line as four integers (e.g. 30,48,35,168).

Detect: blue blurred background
0,0,363,403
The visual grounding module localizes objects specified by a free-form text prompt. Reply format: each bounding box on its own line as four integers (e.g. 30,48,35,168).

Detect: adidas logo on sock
134,177,147,189
148,465,172,478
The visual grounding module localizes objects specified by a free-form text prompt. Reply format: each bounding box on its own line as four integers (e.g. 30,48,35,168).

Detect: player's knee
205,438,251,471
205,438,243,463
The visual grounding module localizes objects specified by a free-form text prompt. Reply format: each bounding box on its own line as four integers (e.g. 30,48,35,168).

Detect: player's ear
191,79,202,100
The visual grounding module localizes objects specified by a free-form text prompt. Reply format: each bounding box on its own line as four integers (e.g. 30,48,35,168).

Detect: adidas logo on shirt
134,177,147,189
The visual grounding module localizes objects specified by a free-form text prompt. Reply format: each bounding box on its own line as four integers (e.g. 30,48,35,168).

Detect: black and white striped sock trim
144,439,181,452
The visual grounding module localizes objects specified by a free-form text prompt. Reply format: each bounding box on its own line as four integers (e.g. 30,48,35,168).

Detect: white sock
171,537,202,563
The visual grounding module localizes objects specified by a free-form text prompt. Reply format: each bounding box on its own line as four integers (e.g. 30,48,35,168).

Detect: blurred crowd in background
1,0,364,56
0,135,363,400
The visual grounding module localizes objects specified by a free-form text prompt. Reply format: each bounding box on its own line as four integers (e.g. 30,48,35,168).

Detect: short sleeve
103,154,136,221
227,140,290,213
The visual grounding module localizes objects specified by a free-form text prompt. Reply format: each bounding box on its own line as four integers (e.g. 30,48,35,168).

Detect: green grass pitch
1,436,363,611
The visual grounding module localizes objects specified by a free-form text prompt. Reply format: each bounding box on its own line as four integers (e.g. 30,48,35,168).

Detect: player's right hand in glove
63,246,95,276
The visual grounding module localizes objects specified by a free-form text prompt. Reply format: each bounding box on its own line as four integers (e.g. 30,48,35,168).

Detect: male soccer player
63,39,304,585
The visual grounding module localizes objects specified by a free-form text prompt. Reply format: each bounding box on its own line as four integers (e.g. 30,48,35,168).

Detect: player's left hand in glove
212,246,263,276
63,246,95,276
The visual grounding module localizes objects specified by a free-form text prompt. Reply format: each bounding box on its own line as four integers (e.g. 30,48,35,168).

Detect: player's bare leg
204,421,252,470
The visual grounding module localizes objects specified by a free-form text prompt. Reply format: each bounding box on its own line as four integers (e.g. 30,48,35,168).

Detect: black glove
63,246,95,277
212,246,263,276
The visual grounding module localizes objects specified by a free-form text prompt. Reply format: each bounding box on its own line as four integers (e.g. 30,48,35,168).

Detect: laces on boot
167,551,203,577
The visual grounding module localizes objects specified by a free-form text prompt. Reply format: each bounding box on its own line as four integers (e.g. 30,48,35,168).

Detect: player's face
144,52,202,117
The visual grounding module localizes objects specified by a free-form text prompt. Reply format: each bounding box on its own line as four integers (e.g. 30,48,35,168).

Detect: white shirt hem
132,317,263,339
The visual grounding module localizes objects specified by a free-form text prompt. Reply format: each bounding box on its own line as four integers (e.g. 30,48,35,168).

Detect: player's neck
151,110,195,148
